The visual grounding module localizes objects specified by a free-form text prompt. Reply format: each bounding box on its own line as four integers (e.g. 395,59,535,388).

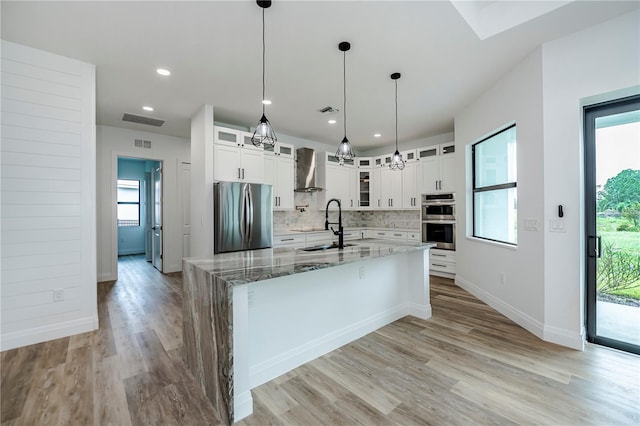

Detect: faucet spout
325,198,344,249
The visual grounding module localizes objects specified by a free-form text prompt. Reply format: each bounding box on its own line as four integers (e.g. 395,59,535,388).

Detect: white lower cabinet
429,248,456,277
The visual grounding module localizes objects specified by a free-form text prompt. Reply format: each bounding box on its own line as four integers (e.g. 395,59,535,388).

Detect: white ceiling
2,1,637,150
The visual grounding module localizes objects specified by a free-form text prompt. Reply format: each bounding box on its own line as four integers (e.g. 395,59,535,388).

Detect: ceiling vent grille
134,139,152,149
123,113,165,127
318,106,339,114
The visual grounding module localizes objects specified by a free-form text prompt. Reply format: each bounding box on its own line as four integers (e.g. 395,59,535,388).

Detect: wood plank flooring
2,257,639,425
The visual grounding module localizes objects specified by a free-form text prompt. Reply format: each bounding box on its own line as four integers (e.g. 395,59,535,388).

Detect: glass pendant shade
335,41,355,164
389,149,405,170
336,136,355,165
251,1,276,148
252,114,276,146
389,72,405,171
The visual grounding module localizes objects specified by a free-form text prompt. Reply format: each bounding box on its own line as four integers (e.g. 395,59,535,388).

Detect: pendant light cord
262,8,266,116
395,79,398,151
343,50,347,139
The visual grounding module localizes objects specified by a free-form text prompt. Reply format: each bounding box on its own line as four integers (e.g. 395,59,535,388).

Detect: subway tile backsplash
273,192,421,233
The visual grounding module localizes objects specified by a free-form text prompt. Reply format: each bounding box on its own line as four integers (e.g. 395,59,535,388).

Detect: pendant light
335,41,356,165
251,0,277,147
389,72,405,171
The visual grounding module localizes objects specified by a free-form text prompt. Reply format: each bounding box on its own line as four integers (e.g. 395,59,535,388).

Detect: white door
181,162,191,259
152,166,163,271
144,171,153,261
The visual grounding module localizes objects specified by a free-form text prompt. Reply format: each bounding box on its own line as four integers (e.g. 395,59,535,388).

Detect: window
117,179,140,227
472,124,517,245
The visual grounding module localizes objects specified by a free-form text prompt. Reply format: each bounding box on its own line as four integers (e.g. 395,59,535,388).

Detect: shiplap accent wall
1,40,97,351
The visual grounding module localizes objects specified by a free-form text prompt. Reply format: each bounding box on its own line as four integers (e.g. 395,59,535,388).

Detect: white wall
190,105,214,257
1,40,97,350
541,10,640,347
454,10,640,350
454,48,546,338
97,125,189,281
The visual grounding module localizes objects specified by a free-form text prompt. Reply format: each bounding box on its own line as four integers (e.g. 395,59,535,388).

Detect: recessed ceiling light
156,68,171,76
143,106,154,112
262,99,272,105
374,133,381,137
328,119,337,124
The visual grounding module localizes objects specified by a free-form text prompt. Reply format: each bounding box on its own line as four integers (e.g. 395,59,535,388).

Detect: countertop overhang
183,238,435,286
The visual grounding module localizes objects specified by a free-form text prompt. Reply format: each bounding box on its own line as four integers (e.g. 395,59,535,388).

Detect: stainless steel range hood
295,148,324,192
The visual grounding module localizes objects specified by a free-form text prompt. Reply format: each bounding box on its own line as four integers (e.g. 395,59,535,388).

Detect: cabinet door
240,149,264,183
214,144,242,181
214,127,240,147
380,167,402,209
358,169,371,208
371,167,382,209
241,132,265,153
421,156,440,193
439,155,456,192
402,162,419,209
276,157,294,209
325,164,350,206
263,154,276,207
347,170,359,210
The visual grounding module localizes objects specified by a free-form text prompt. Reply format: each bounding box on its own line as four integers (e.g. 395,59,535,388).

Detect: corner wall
541,10,640,347
454,48,546,338
97,125,190,281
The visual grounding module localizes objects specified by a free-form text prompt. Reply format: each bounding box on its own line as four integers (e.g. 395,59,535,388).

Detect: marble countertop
183,239,435,287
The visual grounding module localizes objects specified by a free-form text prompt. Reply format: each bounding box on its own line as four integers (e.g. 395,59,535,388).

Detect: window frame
117,179,141,227
471,123,517,245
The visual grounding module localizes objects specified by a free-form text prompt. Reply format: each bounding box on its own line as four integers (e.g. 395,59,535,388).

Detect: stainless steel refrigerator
214,182,273,254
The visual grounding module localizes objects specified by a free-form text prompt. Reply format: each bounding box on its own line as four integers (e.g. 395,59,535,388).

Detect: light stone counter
182,239,434,424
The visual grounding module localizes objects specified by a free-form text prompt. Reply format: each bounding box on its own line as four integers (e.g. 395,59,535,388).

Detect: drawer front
305,232,333,243
430,249,456,262
273,234,306,246
343,231,360,241
407,232,420,241
429,261,456,274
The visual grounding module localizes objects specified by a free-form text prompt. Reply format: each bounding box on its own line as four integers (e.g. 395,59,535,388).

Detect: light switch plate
524,218,539,231
549,219,566,233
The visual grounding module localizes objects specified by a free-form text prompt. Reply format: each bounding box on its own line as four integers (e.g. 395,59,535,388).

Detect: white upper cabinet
401,161,420,209
264,149,294,210
419,142,455,193
213,126,264,183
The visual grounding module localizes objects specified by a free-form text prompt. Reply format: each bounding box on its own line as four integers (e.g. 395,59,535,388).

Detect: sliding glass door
584,94,640,355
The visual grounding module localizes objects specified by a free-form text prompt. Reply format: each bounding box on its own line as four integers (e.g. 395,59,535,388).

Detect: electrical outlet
53,289,64,302
500,272,506,285
359,266,365,279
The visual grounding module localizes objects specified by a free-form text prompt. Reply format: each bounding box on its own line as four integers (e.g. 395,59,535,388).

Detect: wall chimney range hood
295,148,324,192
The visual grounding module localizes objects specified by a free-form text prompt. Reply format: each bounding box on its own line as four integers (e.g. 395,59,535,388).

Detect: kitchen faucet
325,198,344,249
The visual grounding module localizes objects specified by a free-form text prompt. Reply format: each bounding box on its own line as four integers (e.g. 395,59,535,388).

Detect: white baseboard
455,275,584,350
409,302,432,320
97,272,116,282
249,304,409,389
0,316,98,351
455,275,545,339
163,263,181,274
233,390,253,423
544,324,585,350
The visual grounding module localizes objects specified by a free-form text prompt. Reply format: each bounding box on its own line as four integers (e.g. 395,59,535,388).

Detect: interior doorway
584,94,640,355
117,157,163,272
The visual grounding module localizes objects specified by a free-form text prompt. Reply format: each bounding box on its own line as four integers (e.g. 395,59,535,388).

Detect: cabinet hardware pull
432,253,446,257
281,238,294,241
238,168,241,179
432,263,447,268
377,233,384,236
242,169,245,179
394,233,402,237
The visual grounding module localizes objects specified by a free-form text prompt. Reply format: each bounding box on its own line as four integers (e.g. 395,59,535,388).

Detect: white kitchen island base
182,240,433,424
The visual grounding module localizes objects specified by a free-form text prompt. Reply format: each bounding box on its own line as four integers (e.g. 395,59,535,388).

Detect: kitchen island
182,239,434,424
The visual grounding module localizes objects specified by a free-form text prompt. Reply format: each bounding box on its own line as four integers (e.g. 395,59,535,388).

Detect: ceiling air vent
134,139,152,149
318,106,339,114
122,113,165,127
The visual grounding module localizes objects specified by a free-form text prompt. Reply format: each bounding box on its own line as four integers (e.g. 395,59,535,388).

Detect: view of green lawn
597,217,640,300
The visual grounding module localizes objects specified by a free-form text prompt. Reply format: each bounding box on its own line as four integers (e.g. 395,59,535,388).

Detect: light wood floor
2,256,639,425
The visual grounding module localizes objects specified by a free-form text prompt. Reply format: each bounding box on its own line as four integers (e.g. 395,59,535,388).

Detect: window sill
465,236,518,251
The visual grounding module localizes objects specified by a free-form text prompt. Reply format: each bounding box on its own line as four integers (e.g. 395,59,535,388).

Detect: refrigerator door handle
245,184,254,244
239,184,247,243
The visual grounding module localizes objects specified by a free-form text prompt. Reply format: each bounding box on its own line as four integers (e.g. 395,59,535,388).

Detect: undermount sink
300,243,356,252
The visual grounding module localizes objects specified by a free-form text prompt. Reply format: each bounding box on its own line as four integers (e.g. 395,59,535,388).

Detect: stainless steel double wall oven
422,193,455,250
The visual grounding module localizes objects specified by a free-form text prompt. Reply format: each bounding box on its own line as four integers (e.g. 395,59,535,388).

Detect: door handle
597,236,602,258
242,168,245,180
588,236,602,258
